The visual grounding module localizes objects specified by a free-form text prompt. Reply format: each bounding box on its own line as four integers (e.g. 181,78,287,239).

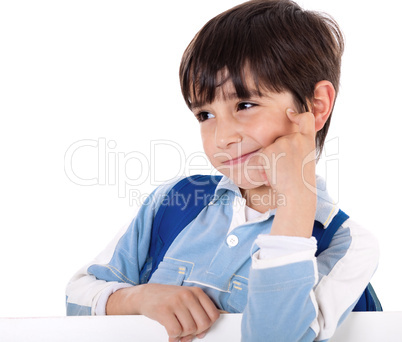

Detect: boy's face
191,74,300,190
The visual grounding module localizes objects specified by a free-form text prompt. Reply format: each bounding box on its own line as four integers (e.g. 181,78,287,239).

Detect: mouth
222,149,261,166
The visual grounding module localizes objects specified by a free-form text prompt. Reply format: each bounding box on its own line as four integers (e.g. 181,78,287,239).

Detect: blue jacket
66,175,379,341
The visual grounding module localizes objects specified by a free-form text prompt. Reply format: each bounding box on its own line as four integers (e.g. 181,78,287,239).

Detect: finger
196,328,209,339
178,288,219,338
180,335,195,342
160,313,183,341
286,108,316,137
174,307,198,337
186,300,214,336
195,288,221,325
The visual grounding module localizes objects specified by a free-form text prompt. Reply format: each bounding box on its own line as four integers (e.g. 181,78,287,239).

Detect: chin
228,172,268,190
214,163,269,189
237,179,268,191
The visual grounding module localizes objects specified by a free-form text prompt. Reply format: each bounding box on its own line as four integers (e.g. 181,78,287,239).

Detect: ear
311,80,336,132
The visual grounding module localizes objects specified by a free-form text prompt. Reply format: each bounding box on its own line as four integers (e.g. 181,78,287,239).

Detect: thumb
286,108,315,136
285,107,297,117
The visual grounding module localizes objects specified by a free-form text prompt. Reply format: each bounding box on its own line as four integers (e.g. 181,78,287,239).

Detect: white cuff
252,235,317,269
95,283,134,316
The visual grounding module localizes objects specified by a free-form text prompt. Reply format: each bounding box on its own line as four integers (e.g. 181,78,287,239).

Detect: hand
106,284,220,342
258,108,317,237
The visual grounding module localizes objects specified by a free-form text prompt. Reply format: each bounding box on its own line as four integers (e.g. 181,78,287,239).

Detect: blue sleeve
240,219,379,341
242,260,318,342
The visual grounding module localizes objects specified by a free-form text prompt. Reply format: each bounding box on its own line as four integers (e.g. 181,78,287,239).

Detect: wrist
106,285,144,315
95,283,133,316
271,193,316,238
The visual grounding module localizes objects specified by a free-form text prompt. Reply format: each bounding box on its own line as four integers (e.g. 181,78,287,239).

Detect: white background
0,0,401,317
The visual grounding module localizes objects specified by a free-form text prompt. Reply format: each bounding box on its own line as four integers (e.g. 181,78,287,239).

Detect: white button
226,234,239,247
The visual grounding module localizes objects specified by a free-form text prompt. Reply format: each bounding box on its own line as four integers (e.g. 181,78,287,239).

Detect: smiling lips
223,149,261,165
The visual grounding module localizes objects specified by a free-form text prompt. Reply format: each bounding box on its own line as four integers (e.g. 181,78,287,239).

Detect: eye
237,102,256,111
196,111,215,122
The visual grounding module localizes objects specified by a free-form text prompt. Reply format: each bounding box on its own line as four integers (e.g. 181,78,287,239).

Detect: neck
240,185,285,213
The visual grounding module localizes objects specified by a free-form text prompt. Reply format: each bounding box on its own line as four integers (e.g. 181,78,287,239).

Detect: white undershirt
245,205,264,222
227,196,317,269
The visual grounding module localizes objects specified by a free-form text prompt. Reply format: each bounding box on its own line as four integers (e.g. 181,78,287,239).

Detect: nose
215,116,242,149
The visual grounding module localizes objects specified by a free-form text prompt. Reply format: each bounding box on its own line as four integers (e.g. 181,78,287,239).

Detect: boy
66,1,379,341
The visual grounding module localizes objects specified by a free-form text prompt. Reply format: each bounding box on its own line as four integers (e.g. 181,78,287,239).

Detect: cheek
253,124,279,147
250,112,298,148
200,129,216,162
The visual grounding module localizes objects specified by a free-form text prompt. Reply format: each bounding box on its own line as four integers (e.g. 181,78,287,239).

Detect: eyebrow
190,89,265,111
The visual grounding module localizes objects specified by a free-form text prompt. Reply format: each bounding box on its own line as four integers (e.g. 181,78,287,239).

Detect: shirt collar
211,174,339,228
212,175,243,201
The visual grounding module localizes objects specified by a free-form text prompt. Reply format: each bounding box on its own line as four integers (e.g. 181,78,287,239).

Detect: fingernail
286,108,296,115
197,332,207,339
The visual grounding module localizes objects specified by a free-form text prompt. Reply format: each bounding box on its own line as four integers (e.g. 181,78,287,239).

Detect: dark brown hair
179,0,344,157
